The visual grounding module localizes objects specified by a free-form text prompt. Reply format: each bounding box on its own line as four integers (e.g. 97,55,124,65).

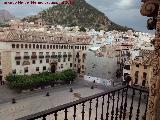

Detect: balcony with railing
23,55,30,60
39,55,44,59
63,54,68,58
15,56,21,60
31,55,37,59
51,55,58,58
16,85,149,120
45,55,51,58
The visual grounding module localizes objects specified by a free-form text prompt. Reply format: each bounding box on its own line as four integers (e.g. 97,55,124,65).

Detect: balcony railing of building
63,54,68,58
15,56,21,60
58,55,62,58
51,55,58,58
68,55,72,58
45,55,51,58
16,85,149,120
23,55,30,59
39,55,44,59
31,55,37,59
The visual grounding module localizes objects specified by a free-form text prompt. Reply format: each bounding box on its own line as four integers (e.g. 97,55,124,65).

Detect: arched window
16,44,19,48
43,45,46,49
12,44,15,48
36,44,39,49
40,44,42,49
50,45,52,49
47,45,49,49
21,44,23,48
61,45,63,49
56,45,58,49
29,44,31,49
25,44,28,49
33,44,35,49
82,46,84,50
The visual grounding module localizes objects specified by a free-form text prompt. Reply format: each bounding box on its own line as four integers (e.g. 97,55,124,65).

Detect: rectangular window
61,64,63,68
24,67,28,73
46,59,49,63
36,67,39,71
63,58,66,62
136,64,139,68
40,60,43,63
24,52,28,56
58,58,61,62
16,61,20,65
32,60,36,64
70,63,72,67
43,66,46,71
39,52,43,55
68,57,70,61
46,52,49,55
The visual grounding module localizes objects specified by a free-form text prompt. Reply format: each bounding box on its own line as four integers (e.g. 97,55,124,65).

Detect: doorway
51,64,57,73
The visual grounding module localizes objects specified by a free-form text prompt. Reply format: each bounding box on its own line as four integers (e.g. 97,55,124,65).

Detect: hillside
24,0,132,31
0,9,15,23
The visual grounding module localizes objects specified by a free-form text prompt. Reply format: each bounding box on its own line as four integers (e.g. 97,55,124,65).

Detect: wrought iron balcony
15,56,21,60
58,55,62,58
16,85,149,120
68,55,72,58
45,55,50,58
23,56,30,59
51,55,58,58
31,55,37,59
63,54,68,58
39,55,44,59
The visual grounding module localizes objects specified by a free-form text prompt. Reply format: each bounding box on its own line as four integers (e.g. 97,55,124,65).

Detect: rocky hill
0,9,15,23
24,0,132,31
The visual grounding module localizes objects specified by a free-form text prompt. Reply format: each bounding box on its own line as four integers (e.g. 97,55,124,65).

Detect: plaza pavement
0,79,147,120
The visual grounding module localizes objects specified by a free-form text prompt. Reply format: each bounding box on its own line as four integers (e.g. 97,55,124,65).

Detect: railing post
140,1,160,120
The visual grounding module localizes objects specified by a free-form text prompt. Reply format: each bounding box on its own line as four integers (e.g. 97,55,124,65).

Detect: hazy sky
0,0,150,32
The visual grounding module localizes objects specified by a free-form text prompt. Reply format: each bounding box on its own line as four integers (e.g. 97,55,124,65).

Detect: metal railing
16,85,149,120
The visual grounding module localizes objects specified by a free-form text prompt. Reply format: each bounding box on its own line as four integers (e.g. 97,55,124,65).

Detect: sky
0,0,150,32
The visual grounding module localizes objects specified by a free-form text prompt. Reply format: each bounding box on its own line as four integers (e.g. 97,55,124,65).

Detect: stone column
140,0,160,120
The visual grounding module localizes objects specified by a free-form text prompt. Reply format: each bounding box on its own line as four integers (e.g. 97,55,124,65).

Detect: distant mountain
23,0,132,31
0,9,15,23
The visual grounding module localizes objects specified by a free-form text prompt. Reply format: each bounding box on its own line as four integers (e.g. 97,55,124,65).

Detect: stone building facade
0,29,91,81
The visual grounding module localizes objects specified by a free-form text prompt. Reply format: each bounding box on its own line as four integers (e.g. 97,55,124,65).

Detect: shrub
6,69,77,90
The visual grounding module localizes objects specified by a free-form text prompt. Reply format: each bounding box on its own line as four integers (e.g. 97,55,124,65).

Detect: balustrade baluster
119,89,124,120
54,112,58,120
42,115,46,120
143,93,149,120
95,98,99,120
101,96,105,120
115,91,120,120
136,90,142,120
64,108,68,120
106,94,110,120
89,100,92,120
129,89,135,120
82,102,85,120
123,87,129,120
111,92,115,120
73,105,76,120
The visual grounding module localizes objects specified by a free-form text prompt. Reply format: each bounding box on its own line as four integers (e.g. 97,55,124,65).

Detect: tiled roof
0,29,91,44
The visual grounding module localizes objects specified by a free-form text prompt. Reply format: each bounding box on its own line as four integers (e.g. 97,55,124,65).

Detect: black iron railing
16,85,149,120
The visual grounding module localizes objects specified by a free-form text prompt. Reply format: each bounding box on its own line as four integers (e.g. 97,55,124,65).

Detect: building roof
0,29,91,45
